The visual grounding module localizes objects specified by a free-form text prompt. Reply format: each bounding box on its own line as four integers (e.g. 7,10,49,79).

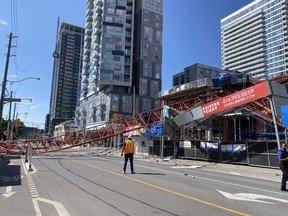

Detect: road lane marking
1,186,16,198
73,159,250,216
230,172,240,175
33,198,71,216
171,165,201,169
21,158,70,216
217,190,288,204
98,157,284,197
190,174,288,196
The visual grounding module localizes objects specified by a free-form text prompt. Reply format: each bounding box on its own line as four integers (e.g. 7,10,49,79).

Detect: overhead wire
10,0,20,82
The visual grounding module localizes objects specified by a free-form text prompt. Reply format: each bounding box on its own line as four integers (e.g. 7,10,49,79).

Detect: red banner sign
201,81,271,117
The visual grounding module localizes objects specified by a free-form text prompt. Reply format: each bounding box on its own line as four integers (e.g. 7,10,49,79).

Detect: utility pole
0,32,13,125
6,91,13,144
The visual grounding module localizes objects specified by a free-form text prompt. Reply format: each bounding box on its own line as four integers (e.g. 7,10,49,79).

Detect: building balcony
95,29,101,36
126,6,133,13
227,62,265,72
225,53,265,68
86,1,93,10
95,37,101,43
81,86,88,93
86,15,93,23
85,21,92,29
95,14,102,21
92,62,100,69
125,31,132,38
223,27,263,45
127,0,133,6
82,78,89,84
224,37,264,55
96,6,103,14
96,1,103,7
83,55,90,62
85,28,92,36
86,9,93,16
91,70,98,76
125,49,131,55
126,14,132,22
126,23,132,30
84,42,91,49
223,43,264,59
85,37,92,45
125,59,131,65
223,47,264,63
95,20,102,28
92,77,98,83
125,41,131,47
82,68,90,76
84,49,91,55
94,44,100,51
223,12,263,35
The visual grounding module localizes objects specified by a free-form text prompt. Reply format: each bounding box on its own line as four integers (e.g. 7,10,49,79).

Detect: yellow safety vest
124,140,135,154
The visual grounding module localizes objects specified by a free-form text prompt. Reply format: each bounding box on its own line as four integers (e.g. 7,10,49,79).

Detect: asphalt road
1,148,288,216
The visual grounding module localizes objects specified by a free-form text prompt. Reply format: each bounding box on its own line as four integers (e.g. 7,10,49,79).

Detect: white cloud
30,101,49,110
0,19,8,26
30,103,45,109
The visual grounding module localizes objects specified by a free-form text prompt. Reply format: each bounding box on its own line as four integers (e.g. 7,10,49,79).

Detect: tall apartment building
221,0,288,80
48,22,85,133
75,0,163,128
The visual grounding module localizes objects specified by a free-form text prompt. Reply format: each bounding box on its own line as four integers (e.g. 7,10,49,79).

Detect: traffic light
113,113,118,122
16,118,21,127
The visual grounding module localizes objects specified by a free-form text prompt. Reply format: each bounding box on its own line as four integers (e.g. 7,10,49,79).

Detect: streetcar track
38,158,178,216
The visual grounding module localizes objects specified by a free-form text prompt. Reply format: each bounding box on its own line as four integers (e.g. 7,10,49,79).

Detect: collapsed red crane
0,108,163,155
1,75,288,156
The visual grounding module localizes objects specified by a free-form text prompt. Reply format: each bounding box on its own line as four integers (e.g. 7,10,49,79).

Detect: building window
111,95,119,112
105,16,113,22
114,64,121,71
150,80,159,97
154,64,161,79
143,60,152,77
140,78,148,95
113,56,121,62
107,8,115,14
155,30,162,44
115,45,122,51
144,26,153,42
116,9,125,16
180,75,185,84
142,98,151,110
122,96,132,113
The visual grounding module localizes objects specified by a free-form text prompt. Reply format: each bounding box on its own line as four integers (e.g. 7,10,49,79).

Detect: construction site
1,72,288,169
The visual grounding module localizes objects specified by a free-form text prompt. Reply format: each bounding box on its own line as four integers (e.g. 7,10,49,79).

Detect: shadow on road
0,155,22,187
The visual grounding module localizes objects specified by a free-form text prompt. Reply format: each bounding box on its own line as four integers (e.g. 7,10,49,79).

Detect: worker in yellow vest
121,135,136,174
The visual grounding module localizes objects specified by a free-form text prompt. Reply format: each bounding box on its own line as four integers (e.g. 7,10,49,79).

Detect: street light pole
6,77,40,86
3,77,39,141
6,91,13,143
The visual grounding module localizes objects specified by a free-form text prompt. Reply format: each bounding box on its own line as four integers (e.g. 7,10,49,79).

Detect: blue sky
0,0,253,129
